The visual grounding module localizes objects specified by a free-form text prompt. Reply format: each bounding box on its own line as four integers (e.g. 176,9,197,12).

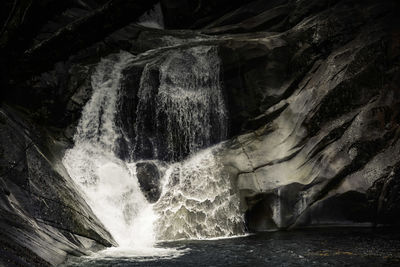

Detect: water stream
63,52,158,249
62,45,244,258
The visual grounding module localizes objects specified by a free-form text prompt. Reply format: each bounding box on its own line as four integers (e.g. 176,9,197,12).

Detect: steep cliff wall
214,0,400,230
0,107,116,266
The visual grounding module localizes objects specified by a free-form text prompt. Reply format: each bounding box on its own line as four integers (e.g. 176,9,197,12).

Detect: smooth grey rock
217,0,400,231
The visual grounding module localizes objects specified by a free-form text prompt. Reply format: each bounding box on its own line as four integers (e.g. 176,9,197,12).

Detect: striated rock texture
0,0,400,264
216,0,400,231
0,107,116,266
0,1,154,265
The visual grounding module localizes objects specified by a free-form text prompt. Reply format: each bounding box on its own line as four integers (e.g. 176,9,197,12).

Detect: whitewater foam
63,52,158,248
63,47,245,257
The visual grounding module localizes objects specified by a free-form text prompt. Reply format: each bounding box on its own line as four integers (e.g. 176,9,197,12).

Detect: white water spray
134,46,228,161
63,46,244,257
155,146,245,240
63,52,157,248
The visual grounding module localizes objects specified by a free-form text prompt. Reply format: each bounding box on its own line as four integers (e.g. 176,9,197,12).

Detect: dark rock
245,193,278,231
161,0,255,29
136,162,163,203
0,107,116,265
295,191,373,227
367,162,400,225
203,0,288,32
11,0,159,79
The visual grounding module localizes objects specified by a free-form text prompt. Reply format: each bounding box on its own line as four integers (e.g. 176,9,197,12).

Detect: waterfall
147,47,244,239
133,46,228,162
155,147,245,240
62,46,244,253
63,52,157,248
156,46,228,160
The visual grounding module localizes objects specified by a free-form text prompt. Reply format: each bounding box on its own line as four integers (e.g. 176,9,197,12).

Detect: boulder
136,162,163,203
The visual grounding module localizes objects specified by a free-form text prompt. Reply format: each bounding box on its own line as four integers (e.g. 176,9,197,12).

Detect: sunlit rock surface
217,0,400,231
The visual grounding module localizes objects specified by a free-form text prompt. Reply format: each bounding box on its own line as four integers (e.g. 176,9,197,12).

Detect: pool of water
65,228,400,266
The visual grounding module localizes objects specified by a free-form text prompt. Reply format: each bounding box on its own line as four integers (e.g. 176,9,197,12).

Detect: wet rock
0,107,116,266
136,162,163,203
219,0,400,230
0,0,399,263
367,163,400,225
245,193,278,231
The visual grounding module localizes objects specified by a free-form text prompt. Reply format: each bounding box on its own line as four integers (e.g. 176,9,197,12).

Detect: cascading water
63,52,157,248
62,45,244,257
155,146,245,240
133,46,228,161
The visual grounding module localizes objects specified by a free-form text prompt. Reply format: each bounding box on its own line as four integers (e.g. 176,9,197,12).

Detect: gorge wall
0,0,400,265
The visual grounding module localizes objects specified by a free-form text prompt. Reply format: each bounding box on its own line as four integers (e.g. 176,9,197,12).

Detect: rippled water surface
65,228,400,266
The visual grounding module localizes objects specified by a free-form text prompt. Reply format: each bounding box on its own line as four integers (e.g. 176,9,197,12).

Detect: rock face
0,107,116,266
216,0,400,230
160,0,254,29
136,162,163,203
0,0,400,264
